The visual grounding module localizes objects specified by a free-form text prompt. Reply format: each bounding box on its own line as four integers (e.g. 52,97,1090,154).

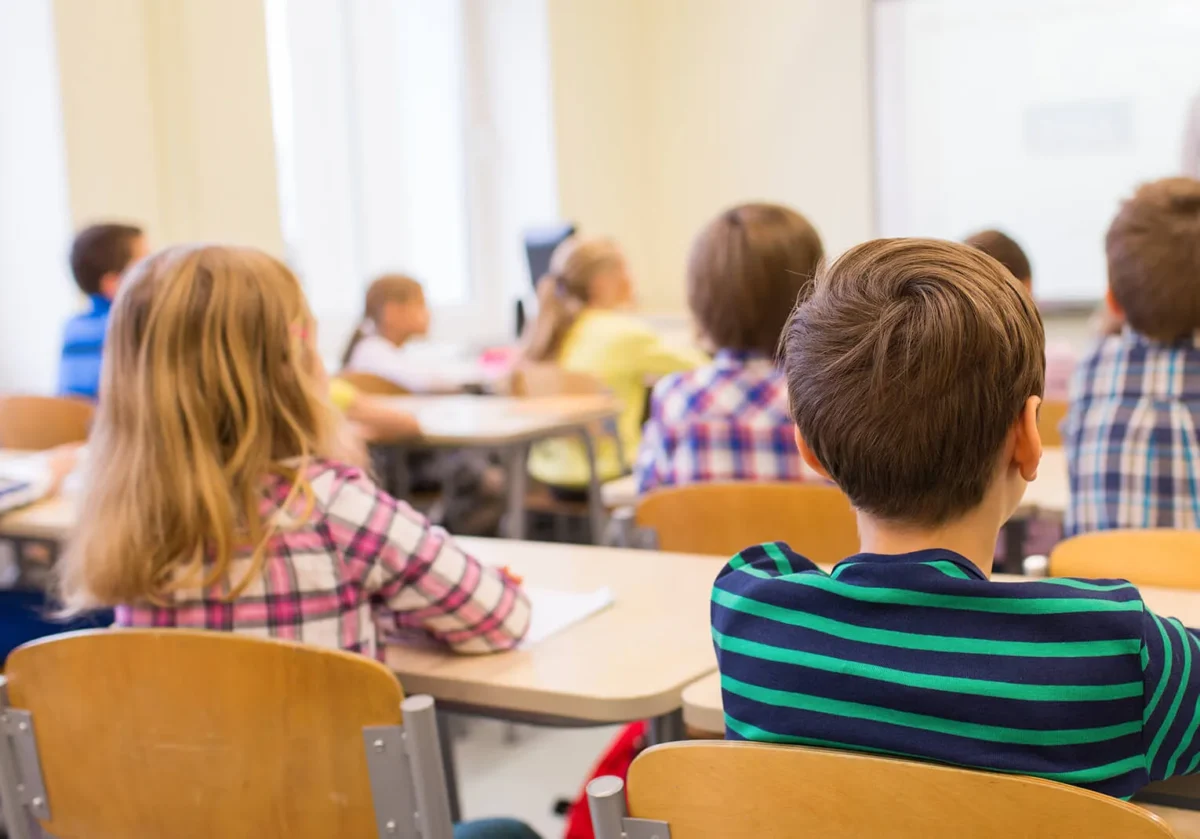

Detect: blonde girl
522,236,707,491
59,245,529,657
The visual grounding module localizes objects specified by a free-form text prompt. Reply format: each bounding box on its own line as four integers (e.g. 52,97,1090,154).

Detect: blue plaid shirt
635,349,817,494
58,295,111,399
1064,329,1200,536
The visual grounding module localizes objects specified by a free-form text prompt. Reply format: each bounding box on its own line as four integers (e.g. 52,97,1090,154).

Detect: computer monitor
523,223,576,289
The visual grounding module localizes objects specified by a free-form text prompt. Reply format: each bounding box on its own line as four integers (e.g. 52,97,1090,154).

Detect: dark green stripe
1035,577,1138,594
713,629,1142,701
722,674,1140,746
724,714,1145,787
729,566,1143,615
712,587,1140,659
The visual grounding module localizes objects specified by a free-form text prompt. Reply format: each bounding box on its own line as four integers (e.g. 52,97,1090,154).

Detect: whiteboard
873,0,1200,303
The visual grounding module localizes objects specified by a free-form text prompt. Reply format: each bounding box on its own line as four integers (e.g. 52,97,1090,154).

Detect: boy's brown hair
69,223,144,296
688,203,823,356
964,229,1032,286
1106,177,1200,343
783,238,1045,525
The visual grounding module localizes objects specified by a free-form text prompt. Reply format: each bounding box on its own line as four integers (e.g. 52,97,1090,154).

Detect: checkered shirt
634,350,815,494
115,460,531,657
1064,329,1200,536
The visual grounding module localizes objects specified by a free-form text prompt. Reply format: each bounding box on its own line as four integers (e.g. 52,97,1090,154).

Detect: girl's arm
325,469,531,652
628,329,709,377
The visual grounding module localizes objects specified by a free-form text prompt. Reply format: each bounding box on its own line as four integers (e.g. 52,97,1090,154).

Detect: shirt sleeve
323,469,531,653
1141,608,1200,780
633,377,675,494
624,327,708,378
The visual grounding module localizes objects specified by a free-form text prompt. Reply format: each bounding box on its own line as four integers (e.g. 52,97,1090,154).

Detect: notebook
519,585,615,648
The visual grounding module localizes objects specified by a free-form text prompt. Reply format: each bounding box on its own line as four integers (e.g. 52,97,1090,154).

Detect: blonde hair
341,273,425,367
58,245,340,613
522,236,624,362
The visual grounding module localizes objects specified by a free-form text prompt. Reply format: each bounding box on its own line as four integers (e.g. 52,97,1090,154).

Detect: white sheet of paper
519,585,614,648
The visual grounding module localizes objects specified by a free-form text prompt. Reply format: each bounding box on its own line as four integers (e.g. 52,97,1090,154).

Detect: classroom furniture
603,446,1070,520
1047,530,1200,590
372,395,620,540
0,396,92,451
0,630,452,839
585,741,1177,839
634,482,859,564
1038,399,1069,448
334,371,411,396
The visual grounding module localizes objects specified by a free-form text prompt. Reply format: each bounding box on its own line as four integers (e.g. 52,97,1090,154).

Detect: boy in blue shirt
59,223,147,399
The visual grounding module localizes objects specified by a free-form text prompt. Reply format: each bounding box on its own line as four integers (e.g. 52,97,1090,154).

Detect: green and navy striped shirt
711,542,1200,799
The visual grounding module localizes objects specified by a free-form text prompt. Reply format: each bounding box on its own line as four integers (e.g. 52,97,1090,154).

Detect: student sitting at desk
522,236,706,495
56,245,537,839
713,238,1200,799
635,203,824,493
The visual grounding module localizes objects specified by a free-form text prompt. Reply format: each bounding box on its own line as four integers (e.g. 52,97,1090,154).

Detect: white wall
0,0,75,392
548,0,875,313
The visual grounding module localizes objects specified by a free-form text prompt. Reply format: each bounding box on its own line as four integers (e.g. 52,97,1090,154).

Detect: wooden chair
0,396,93,451
1048,530,1200,590
0,630,452,839
635,482,859,563
334,371,410,396
587,741,1176,839
1038,399,1068,447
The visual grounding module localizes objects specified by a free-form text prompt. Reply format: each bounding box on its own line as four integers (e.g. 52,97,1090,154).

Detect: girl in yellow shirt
522,237,706,490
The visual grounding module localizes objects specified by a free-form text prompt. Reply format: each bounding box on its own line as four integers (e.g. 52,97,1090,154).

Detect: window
265,0,561,362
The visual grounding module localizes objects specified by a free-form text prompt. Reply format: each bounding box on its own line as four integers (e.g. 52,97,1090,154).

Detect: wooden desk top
376,394,620,446
682,574,1200,736
385,537,724,723
604,448,1070,517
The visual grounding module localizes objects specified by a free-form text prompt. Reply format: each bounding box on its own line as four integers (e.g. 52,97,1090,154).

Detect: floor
450,716,620,838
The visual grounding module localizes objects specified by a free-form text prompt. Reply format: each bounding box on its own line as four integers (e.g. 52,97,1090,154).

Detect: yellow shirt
528,309,707,488
329,378,359,412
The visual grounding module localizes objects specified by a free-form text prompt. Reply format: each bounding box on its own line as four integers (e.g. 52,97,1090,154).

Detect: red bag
562,722,648,839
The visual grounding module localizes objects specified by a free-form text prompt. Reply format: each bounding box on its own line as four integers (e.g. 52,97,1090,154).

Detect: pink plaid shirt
115,460,531,658
635,350,819,494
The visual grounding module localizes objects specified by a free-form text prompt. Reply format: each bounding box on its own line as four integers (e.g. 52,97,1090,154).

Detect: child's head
523,236,630,361
342,274,428,366
69,223,148,299
783,238,1045,529
963,229,1032,291
1106,177,1200,343
59,245,338,612
687,203,823,355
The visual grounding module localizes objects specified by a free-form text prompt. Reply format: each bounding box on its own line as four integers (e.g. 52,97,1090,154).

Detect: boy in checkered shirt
1065,177,1200,535
635,203,825,493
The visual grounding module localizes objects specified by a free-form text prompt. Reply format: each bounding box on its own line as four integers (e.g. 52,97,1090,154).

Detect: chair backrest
334,371,410,396
1049,530,1200,589
0,396,93,450
587,741,1175,839
510,363,608,397
1038,399,1068,447
635,482,859,563
0,630,451,839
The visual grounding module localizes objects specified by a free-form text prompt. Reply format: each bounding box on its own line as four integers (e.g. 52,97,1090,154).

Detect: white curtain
265,0,561,364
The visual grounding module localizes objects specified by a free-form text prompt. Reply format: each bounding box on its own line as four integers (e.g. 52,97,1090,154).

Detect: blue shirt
712,542,1200,800
58,295,111,399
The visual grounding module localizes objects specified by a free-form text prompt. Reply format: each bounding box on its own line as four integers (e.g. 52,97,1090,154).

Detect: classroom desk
386,536,724,821
373,395,621,540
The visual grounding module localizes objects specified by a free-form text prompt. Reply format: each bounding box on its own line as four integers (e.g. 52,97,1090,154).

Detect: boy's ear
794,426,833,481
98,271,121,300
1105,287,1124,318
1014,396,1043,482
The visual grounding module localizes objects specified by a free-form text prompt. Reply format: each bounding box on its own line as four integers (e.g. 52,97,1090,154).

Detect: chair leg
0,681,33,839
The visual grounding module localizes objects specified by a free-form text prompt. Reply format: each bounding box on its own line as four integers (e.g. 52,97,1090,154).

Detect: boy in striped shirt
712,238,1200,799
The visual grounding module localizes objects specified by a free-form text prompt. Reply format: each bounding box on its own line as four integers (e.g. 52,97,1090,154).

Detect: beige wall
549,0,875,312
52,0,283,253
